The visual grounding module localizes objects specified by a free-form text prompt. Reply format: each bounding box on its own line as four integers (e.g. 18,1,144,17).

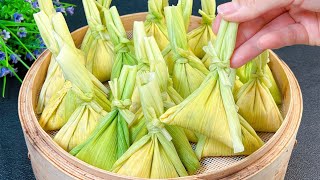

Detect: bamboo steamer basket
18,13,303,180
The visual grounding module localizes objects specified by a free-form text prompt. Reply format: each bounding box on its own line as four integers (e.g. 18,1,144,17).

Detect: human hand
213,0,320,68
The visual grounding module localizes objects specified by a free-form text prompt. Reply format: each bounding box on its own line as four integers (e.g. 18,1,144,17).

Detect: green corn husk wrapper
188,0,216,59
195,115,263,158
105,6,137,80
112,73,199,177
130,22,197,143
81,0,114,82
177,0,193,31
70,65,137,171
54,101,108,151
131,21,184,112
233,76,243,95
34,0,76,114
236,51,282,104
144,0,169,51
235,52,283,132
38,43,111,131
161,20,247,153
164,6,209,99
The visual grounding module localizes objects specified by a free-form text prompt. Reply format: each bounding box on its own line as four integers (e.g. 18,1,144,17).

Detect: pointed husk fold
34,0,76,114
236,51,282,104
195,115,264,158
188,0,216,58
81,0,114,82
164,6,209,99
144,0,169,51
112,73,199,177
53,101,107,151
38,42,111,131
105,6,137,80
70,65,137,171
235,52,283,132
161,20,247,153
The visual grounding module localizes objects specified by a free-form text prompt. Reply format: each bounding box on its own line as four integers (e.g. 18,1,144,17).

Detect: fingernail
217,2,238,16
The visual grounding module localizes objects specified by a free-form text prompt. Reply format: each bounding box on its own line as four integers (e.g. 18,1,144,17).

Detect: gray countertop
0,0,319,179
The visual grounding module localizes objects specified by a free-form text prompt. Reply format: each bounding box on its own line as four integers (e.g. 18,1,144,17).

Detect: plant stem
2,76,6,97
0,24,36,60
0,20,38,27
4,46,30,69
60,2,77,7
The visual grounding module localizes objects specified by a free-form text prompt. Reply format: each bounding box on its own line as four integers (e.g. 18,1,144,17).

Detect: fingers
212,15,222,34
213,9,286,46
258,23,309,49
230,13,296,68
235,8,287,47
217,0,292,22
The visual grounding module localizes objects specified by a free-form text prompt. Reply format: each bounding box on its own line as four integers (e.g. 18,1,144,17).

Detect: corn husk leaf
164,6,209,99
39,44,111,131
70,65,137,171
235,53,283,132
233,76,243,95
81,0,114,82
105,6,137,80
177,0,193,31
54,101,107,151
131,22,184,111
195,115,264,158
112,73,198,177
161,20,246,153
144,0,169,50
188,0,216,58
236,51,282,104
34,3,76,114
131,22,198,143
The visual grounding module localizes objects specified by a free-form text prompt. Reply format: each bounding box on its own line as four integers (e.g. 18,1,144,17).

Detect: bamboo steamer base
18,13,303,180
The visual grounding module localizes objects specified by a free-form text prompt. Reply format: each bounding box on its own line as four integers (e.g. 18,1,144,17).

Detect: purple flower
0,51,5,61
66,6,74,15
33,49,41,58
53,0,61,6
17,27,27,38
9,68,18,77
26,52,33,61
13,13,24,23
10,54,19,64
32,1,39,9
56,7,65,13
1,30,11,40
0,67,11,78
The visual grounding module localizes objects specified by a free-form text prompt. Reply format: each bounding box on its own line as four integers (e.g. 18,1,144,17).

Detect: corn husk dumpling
112,73,199,177
144,0,169,51
195,115,264,158
105,6,137,80
81,0,114,82
53,100,107,151
236,51,282,104
188,0,216,59
161,0,193,75
161,20,247,153
131,21,184,112
164,6,209,99
130,22,197,143
38,43,111,131
235,51,283,132
35,0,75,114
70,65,137,171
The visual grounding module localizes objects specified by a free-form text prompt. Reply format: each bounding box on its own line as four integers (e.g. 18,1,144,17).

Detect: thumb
217,0,292,22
